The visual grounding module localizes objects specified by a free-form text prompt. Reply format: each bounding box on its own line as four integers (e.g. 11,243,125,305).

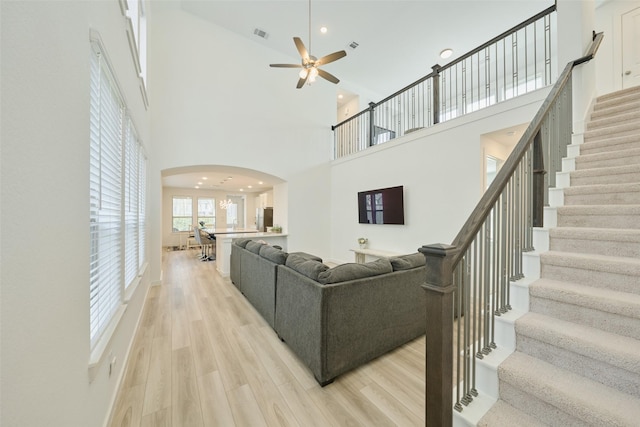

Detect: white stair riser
548,188,564,207
532,228,549,253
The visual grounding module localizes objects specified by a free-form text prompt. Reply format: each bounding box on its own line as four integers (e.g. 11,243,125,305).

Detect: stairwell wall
327,88,550,264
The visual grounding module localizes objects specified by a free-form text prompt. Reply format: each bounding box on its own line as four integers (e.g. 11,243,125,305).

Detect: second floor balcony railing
332,4,557,159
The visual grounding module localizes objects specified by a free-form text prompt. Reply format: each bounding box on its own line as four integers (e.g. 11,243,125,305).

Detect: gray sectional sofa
229,238,427,385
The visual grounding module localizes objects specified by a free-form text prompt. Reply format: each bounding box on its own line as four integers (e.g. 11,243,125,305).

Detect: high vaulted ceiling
179,0,554,97
162,0,555,190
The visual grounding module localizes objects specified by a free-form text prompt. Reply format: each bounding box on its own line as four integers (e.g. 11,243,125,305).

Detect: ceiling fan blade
269,63,303,68
293,37,310,61
316,50,346,66
317,68,340,84
296,69,310,89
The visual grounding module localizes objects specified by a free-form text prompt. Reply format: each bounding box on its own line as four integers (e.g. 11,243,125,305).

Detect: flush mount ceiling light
440,48,453,59
269,0,346,88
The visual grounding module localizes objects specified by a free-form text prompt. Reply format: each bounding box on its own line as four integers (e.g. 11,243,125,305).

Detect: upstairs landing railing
332,5,557,159
419,31,604,427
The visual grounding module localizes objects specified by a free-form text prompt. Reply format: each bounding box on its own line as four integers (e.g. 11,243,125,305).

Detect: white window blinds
89,39,147,350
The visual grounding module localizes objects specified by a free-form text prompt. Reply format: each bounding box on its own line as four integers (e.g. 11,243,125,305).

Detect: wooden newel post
419,243,457,427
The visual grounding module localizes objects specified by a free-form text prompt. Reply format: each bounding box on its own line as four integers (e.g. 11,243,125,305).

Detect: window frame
172,196,193,233
89,33,147,364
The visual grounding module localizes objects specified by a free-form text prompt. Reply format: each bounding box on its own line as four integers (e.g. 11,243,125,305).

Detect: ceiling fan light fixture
269,0,346,88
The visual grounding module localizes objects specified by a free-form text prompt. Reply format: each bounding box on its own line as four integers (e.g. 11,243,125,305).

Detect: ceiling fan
269,0,346,89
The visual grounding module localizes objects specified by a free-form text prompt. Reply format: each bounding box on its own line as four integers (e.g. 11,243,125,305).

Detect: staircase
479,86,640,426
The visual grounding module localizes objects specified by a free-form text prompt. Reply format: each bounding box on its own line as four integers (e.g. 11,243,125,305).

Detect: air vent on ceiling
253,28,269,39
348,41,359,50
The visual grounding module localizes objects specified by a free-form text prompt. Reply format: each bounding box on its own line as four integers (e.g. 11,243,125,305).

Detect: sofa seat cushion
259,244,288,264
285,253,329,281
246,240,265,254
318,258,393,284
389,252,425,271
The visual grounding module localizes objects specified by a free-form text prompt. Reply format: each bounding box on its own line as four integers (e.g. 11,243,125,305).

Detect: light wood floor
108,249,428,427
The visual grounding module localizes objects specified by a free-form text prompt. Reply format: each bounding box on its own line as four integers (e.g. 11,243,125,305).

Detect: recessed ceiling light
197,182,203,185
240,188,244,192
202,177,208,180
227,176,233,180
440,48,453,59
338,94,343,99
320,26,327,34
195,186,200,189
248,185,253,189
258,181,263,185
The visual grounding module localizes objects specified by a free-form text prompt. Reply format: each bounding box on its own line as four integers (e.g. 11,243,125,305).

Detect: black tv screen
358,186,405,225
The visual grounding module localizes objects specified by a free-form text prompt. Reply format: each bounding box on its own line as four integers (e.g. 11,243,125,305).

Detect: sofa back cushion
317,258,393,284
246,240,265,254
234,238,253,248
259,244,288,265
389,252,425,271
288,252,323,263
285,253,329,281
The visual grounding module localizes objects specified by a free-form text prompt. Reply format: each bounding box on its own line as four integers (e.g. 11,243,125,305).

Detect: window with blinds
89,38,147,350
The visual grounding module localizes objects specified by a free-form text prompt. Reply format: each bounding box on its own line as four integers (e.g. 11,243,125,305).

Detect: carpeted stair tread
556,204,640,229
578,135,640,155
591,99,640,121
549,227,640,257
584,121,640,142
570,164,640,186
540,251,640,293
563,182,640,205
588,109,640,131
529,278,640,321
516,312,640,376
595,85,640,104
499,352,640,426
530,279,640,341
575,147,640,169
478,399,549,427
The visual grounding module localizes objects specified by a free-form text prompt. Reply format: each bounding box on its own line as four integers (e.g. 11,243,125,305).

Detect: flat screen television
357,185,405,225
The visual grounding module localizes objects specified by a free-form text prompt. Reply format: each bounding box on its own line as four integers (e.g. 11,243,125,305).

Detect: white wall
328,88,549,264
1,1,151,426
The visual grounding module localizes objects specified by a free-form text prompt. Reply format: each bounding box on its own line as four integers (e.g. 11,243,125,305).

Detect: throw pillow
389,252,425,271
317,258,393,284
259,244,288,265
285,253,329,281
